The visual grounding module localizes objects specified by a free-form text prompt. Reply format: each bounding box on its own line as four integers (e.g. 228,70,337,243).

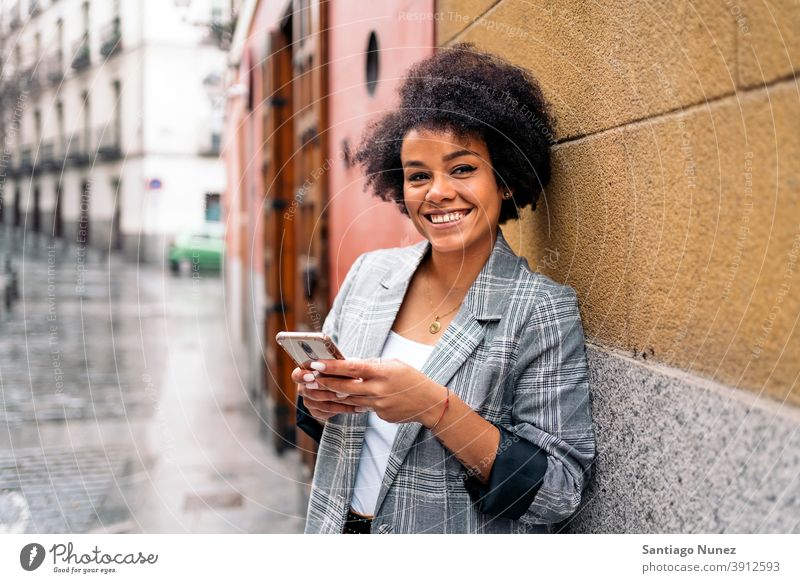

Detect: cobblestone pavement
0,235,306,533
0,446,131,533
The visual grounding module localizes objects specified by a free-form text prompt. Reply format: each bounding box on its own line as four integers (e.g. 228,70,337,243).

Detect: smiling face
401,128,506,257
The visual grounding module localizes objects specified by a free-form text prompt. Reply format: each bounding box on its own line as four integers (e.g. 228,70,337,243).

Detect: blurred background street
0,234,305,533
0,0,313,534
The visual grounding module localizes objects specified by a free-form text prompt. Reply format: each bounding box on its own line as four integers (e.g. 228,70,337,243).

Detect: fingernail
312,370,320,377
305,382,319,390
355,407,369,413
335,392,348,399
309,361,326,372
303,373,315,382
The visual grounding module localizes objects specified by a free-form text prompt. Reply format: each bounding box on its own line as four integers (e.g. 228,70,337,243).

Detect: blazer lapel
341,237,430,505
369,228,521,515
362,239,430,360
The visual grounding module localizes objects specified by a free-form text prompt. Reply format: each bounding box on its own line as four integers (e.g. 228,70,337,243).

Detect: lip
423,208,473,229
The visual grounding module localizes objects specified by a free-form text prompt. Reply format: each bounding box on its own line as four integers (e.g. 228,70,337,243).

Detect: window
365,32,379,97
82,1,90,34
56,101,64,139
205,193,221,222
112,80,121,143
82,90,90,150
34,109,41,143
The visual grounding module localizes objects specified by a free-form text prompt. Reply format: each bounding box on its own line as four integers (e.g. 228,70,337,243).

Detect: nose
425,171,456,206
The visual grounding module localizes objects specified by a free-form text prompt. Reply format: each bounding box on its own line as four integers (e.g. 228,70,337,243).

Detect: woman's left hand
310,358,446,426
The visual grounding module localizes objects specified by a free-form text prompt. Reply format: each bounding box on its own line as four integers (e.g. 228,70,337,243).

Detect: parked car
168,223,225,274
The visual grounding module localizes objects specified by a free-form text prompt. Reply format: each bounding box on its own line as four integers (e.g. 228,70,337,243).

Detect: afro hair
352,42,555,224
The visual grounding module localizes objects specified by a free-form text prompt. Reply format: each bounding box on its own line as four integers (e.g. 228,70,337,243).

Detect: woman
291,43,595,534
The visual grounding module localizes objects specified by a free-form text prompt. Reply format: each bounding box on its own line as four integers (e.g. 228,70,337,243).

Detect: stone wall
436,0,800,532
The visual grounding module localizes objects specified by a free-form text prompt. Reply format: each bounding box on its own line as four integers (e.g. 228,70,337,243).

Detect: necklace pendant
429,320,442,334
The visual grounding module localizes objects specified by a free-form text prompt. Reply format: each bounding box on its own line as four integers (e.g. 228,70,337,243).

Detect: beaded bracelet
430,386,450,431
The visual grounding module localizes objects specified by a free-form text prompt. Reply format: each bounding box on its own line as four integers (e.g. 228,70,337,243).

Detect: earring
502,191,512,200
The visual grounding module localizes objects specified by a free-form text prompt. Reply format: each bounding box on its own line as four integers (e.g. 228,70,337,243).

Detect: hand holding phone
278,332,364,421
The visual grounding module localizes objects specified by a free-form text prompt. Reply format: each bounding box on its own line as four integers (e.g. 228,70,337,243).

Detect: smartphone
275,331,350,376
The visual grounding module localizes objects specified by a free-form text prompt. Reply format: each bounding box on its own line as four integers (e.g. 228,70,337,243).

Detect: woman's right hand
292,366,365,423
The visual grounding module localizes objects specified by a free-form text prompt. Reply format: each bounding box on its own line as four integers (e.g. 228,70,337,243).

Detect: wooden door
262,1,330,465
291,0,329,335
290,0,330,466
263,24,298,455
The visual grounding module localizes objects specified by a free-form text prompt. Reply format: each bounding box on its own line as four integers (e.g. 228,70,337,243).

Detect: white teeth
430,211,467,224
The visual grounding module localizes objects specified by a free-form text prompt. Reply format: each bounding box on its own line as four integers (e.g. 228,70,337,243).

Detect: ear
492,170,512,200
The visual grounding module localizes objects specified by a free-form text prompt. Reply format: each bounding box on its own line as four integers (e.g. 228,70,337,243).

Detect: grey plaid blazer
304,228,595,533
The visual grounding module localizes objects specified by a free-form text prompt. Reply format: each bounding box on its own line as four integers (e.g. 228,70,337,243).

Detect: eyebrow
402,149,479,168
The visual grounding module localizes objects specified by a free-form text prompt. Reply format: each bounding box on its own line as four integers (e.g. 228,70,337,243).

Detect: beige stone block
512,80,800,405
436,0,499,45
738,0,800,88
512,129,637,349
444,0,737,140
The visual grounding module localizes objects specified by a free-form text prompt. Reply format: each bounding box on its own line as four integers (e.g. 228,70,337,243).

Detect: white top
349,330,436,516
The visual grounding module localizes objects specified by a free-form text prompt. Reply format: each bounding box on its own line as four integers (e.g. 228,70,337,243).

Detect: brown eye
408,172,428,182
453,165,476,175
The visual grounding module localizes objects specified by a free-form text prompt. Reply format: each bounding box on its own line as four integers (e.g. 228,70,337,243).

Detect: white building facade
0,0,229,260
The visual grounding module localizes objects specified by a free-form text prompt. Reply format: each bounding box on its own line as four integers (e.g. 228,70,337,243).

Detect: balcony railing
5,147,21,177
71,35,90,71
205,20,234,50
17,147,34,175
0,72,22,102
39,140,63,172
100,17,122,58
19,65,42,94
64,133,91,167
44,52,65,86
96,124,122,160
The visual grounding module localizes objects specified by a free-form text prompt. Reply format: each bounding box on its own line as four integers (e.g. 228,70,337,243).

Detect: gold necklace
424,267,463,334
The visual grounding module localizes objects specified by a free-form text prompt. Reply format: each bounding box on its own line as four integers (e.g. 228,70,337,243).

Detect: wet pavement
0,233,306,533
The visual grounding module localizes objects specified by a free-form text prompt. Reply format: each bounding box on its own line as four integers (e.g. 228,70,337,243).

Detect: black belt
343,508,372,534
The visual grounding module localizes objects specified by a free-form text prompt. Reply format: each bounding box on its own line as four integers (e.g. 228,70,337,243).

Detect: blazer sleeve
464,286,596,524
295,252,369,443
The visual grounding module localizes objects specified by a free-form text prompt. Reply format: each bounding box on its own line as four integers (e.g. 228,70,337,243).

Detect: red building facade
223,0,434,471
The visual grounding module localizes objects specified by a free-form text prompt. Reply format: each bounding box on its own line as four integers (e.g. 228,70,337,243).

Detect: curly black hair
353,42,555,224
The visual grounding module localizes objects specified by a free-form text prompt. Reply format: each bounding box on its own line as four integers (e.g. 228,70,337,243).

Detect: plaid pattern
305,229,595,534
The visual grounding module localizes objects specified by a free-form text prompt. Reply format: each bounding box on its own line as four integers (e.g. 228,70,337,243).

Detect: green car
168,223,225,274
